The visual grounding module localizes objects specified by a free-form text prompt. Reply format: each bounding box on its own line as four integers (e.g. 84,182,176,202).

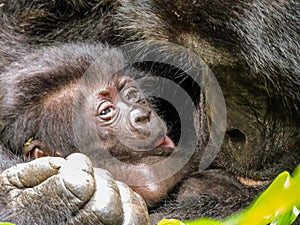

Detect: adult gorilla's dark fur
0,0,299,224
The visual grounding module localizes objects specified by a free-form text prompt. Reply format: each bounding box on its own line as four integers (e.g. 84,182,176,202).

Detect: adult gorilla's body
0,0,299,224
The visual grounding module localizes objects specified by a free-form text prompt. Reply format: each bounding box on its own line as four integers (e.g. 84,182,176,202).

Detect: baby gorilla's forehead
95,75,135,100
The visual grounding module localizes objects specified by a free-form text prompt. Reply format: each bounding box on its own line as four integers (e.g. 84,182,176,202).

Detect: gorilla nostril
131,108,151,126
227,129,246,144
135,114,150,124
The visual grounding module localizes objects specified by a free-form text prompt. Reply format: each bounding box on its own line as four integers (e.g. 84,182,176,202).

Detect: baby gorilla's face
73,74,178,205
95,76,175,153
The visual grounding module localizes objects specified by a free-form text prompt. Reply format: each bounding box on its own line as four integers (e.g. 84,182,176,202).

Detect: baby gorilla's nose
125,106,167,150
130,107,151,129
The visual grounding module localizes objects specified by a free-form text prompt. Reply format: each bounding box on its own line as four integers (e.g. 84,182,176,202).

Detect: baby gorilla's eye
100,107,113,115
124,87,141,103
97,101,115,120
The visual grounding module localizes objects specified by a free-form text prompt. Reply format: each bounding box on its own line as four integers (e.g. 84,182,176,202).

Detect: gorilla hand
0,153,150,225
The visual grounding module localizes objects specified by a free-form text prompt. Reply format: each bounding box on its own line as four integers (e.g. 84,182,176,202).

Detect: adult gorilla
0,0,299,224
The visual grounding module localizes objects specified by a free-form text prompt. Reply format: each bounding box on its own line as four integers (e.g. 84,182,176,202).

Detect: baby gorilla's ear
23,139,65,161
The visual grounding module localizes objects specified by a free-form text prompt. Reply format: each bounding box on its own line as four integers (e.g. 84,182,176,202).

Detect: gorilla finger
67,168,123,225
116,181,151,225
59,153,95,201
0,156,66,190
8,154,96,213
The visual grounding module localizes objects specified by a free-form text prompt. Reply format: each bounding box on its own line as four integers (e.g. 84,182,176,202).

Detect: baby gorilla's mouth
154,135,176,149
113,134,176,164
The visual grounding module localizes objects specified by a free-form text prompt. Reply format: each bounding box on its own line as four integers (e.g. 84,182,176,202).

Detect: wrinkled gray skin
0,151,150,225
0,0,300,225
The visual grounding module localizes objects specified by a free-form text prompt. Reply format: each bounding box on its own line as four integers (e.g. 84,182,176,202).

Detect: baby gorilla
0,43,185,224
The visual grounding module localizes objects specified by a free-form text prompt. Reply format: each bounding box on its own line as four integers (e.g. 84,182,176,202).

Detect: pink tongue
159,135,176,148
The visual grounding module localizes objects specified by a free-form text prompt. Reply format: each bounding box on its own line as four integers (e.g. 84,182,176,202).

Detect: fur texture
0,0,299,223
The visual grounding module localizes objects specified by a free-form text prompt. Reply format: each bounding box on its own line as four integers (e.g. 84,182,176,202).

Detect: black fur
0,43,105,155
0,0,299,224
